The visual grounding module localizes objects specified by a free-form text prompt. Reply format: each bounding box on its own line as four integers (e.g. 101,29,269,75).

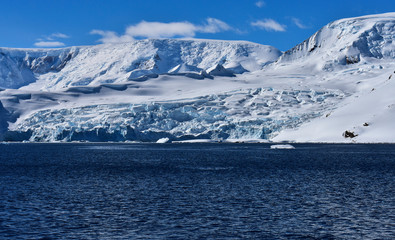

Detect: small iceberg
270,144,295,149
156,137,170,143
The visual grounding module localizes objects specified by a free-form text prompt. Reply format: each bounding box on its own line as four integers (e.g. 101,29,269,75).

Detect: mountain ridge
0,39,282,90
275,12,395,70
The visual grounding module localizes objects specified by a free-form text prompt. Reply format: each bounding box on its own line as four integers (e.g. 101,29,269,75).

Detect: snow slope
0,39,281,91
0,13,394,142
275,12,394,71
0,47,76,89
272,12,395,142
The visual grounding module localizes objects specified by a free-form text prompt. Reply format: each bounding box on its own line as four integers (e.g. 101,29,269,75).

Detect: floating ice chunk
173,139,215,143
270,144,295,149
156,137,170,143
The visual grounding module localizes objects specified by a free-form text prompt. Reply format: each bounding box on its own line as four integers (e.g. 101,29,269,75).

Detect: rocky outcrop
343,130,358,138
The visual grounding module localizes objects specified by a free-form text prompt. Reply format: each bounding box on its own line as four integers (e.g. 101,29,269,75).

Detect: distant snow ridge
11,88,344,142
277,13,395,70
0,47,77,89
0,39,281,90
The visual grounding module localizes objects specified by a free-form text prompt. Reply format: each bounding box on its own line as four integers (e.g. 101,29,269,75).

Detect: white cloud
90,30,134,43
125,21,197,38
50,33,70,39
42,32,70,41
34,41,65,47
292,18,308,29
197,18,231,33
91,18,232,44
255,1,265,8
251,19,286,32
34,32,70,47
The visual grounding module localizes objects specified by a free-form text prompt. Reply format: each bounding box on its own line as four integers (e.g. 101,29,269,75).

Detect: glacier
8,88,345,142
0,13,394,142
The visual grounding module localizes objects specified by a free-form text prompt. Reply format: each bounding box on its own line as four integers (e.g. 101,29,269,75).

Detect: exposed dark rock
363,122,369,126
55,52,74,71
308,45,317,52
154,53,161,61
345,55,360,64
343,130,358,138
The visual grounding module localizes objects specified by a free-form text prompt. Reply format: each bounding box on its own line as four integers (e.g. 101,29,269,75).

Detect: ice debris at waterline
156,137,170,143
270,144,295,149
0,13,394,143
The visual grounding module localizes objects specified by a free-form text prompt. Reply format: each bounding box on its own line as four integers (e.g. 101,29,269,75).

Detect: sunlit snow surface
0,13,394,142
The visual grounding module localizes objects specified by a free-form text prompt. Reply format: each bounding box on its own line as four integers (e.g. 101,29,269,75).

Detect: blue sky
1,0,394,51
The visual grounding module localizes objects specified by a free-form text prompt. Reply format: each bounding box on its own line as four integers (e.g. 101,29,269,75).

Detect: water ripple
0,143,394,239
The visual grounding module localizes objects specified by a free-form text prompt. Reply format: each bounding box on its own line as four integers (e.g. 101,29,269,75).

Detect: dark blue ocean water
0,143,394,239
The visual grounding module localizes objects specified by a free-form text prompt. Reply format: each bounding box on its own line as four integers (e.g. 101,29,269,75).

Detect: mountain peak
276,12,395,70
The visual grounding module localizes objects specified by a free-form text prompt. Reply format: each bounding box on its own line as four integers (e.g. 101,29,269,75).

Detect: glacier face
0,13,395,143
11,88,345,142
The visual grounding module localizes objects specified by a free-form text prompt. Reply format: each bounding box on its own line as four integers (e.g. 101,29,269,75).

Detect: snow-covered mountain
275,12,394,71
0,13,394,142
0,39,281,90
0,48,76,89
